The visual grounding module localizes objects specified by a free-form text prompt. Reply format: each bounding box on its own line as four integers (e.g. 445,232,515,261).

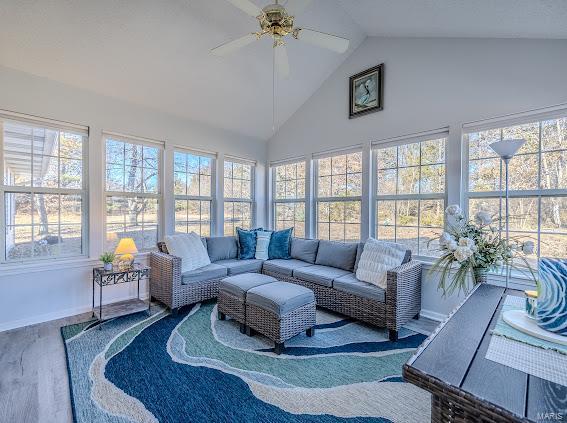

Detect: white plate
502,310,567,346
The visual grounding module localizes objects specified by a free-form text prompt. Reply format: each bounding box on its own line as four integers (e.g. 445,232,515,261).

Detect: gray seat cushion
214,258,264,275
292,265,350,287
219,273,277,301
315,240,358,272
263,259,314,277
181,263,227,285
206,236,238,261
333,273,386,302
290,238,319,263
247,281,315,316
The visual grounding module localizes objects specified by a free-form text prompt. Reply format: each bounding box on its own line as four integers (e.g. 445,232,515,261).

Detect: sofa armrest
385,260,422,331
150,251,182,308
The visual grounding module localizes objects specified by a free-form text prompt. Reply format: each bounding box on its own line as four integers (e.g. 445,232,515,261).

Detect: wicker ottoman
218,273,277,333
246,281,316,355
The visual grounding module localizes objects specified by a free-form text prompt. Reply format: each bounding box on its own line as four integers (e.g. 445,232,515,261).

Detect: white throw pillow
355,238,407,289
255,231,272,260
164,232,211,273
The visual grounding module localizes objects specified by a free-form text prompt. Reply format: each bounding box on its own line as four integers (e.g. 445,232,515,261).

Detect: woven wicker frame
218,290,246,324
246,301,316,344
263,260,421,331
150,251,221,309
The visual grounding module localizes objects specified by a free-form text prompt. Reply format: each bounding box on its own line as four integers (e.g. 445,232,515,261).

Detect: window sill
0,252,151,277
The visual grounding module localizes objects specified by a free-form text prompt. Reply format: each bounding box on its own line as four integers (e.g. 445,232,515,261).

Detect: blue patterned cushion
268,228,293,259
236,227,262,259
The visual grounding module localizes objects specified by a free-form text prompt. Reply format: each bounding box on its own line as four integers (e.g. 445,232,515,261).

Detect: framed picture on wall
349,64,384,119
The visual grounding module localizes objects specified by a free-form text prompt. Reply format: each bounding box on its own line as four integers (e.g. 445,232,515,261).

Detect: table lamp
115,238,138,271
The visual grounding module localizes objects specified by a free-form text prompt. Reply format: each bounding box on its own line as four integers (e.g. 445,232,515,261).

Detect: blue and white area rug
62,301,430,422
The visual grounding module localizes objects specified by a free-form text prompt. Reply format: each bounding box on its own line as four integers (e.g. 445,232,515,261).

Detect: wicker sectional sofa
150,236,421,341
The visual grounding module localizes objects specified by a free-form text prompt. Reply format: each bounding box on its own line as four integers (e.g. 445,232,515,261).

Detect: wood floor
0,310,439,423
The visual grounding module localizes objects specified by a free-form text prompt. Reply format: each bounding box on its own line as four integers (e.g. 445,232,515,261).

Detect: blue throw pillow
236,227,262,259
268,228,294,259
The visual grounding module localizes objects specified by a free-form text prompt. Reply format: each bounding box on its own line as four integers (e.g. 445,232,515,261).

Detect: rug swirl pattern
62,301,430,422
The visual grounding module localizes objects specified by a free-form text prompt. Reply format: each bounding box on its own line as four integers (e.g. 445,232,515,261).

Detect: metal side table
92,263,151,326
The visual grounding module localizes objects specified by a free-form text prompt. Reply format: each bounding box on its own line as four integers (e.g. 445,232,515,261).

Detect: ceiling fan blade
275,45,290,78
225,0,263,18
283,0,313,16
294,28,349,53
211,33,258,56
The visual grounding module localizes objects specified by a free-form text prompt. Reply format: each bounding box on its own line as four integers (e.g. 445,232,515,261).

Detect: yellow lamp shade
115,238,138,256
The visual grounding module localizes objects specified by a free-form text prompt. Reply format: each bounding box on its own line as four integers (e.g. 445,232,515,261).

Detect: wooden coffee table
403,283,567,422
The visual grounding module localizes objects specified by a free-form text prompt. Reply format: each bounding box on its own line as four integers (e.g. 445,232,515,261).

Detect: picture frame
349,64,384,119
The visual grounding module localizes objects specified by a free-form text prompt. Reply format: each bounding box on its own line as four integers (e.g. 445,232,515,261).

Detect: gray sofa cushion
290,238,319,264
293,265,350,287
333,273,386,302
315,240,358,272
214,258,263,275
354,242,365,272
181,263,227,285
247,281,315,316
206,236,238,262
219,273,277,300
263,259,314,277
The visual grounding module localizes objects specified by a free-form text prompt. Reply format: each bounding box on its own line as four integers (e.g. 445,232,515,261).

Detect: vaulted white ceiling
0,0,565,142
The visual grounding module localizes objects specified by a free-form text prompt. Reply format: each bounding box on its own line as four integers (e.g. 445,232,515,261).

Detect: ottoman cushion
220,273,277,301
247,282,315,316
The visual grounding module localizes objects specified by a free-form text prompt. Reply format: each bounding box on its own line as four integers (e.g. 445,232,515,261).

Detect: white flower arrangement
431,205,537,296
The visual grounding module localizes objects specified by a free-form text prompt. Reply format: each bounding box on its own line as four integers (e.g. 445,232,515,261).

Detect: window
174,150,214,236
224,159,254,235
272,161,306,237
465,114,567,259
374,136,446,256
1,116,87,261
316,151,362,241
105,135,161,251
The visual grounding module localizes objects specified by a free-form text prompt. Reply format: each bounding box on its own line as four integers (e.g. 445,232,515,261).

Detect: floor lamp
489,138,525,290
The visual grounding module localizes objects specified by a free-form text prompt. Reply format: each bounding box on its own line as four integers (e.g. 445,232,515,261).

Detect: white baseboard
0,293,150,333
419,309,447,322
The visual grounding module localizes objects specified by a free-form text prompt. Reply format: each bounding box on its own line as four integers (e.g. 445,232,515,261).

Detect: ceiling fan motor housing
259,3,294,38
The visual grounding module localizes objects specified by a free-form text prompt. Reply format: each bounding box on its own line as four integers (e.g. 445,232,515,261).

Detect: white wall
0,66,268,331
268,37,567,319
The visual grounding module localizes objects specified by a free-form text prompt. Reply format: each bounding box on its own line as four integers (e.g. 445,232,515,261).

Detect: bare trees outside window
316,152,362,242
105,136,161,251
2,119,86,261
224,160,254,236
174,151,214,236
466,116,567,259
273,161,306,237
375,136,446,257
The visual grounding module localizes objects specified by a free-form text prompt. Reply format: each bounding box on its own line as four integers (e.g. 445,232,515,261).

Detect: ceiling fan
211,0,350,78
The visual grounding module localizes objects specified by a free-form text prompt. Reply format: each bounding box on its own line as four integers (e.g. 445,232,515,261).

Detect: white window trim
462,107,567,259
103,132,164,252
271,159,307,236
314,148,363,241
0,114,89,264
371,129,449,259
223,158,256,233
173,148,216,236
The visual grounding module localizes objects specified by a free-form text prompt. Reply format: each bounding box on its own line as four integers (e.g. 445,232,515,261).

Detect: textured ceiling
339,0,567,39
0,0,565,142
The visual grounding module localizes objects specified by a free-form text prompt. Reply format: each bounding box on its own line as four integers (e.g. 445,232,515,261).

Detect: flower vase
536,258,567,335
472,268,488,285
103,262,113,272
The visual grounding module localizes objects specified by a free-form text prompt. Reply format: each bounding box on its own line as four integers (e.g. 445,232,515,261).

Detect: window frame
0,112,89,263
372,131,449,259
463,111,567,260
173,148,216,236
103,132,164,252
314,148,363,242
223,157,256,235
271,159,307,237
